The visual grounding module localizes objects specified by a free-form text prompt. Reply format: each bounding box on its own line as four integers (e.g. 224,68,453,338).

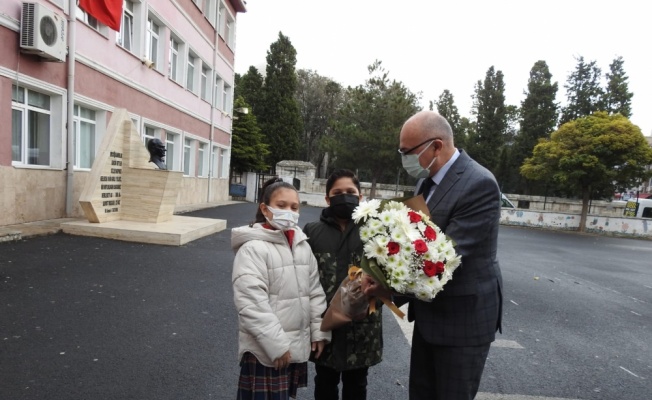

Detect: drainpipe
207,25,219,203
65,0,77,216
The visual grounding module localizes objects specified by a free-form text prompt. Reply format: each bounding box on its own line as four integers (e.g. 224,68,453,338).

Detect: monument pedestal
62,216,226,246
69,108,226,246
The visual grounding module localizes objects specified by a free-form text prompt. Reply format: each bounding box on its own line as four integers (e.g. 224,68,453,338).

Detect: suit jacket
407,150,503,347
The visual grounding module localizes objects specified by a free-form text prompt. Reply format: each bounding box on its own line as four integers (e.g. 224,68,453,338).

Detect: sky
233,0,651,136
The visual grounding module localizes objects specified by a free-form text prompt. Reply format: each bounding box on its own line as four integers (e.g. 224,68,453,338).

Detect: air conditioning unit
20,2,67,62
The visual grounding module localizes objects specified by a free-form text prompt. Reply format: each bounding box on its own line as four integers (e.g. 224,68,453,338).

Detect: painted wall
501,209,651,239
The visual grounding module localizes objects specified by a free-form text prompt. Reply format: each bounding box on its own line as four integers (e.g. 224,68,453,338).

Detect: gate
256,173,278,203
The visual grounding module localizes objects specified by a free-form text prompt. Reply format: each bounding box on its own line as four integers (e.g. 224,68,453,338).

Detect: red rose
424,226,436,241
414,239,428,254
408,211,422,223
423,260,446,277
434,261,445,275
387,241,400,255
423,260,437,277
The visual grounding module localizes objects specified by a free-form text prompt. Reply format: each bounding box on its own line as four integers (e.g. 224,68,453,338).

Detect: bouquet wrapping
353,196,461,305
320,267,369,331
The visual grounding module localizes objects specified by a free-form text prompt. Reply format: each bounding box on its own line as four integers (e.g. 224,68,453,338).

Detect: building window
211,146,219,177
73,105,97,169
76,7,99,30
222,82,232,113
183,138,192,176
186,53,196,92
117,1,134,50
143,126,157,144
166,132,177,171
220,148,230,178
203,0,216,25
201,64,210,101
218,2,235,48
214,74,223,109
146,17,160,68
11,85,51,166
198,143,207,177
169,37,180,82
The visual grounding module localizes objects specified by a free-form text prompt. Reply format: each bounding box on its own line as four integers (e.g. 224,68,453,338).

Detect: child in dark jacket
304,169,383,400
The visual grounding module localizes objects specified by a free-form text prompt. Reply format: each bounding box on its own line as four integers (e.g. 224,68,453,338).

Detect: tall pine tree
513,60,559,194
433,90,464,148
604,56,633,118
468,66,508,173
560,56,603,124
231,96,270,173
258,32,303,169
235,66,264,116
295,69,343,177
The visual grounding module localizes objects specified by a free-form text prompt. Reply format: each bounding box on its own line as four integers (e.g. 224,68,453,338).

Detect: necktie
418,177,435,197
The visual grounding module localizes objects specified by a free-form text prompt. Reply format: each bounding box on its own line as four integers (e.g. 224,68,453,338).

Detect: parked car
501,193,515,209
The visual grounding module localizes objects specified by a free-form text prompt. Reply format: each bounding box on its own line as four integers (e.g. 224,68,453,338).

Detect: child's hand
311,340,326,359
274,351,291,370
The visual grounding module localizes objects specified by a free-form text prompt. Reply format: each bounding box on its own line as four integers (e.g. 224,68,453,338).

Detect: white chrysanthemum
390,228,407,243
352,199,381,223
383,201,407,212
364,238,388,265
403,224,422,242
379,208,402,228
367,217,383,231
359,225,375,241
374,234,390,247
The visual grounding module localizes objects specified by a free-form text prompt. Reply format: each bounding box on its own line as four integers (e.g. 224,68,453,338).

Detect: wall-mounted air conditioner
20,2,67,62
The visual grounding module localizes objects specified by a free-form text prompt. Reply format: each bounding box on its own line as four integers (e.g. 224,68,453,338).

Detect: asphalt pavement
0,203,411,400
2,202,651,400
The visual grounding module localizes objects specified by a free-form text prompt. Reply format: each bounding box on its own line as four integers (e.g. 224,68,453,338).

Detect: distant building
1,0,246,226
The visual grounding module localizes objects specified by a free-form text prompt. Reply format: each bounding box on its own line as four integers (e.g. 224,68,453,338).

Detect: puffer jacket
304,208,383,371
231,223,331,367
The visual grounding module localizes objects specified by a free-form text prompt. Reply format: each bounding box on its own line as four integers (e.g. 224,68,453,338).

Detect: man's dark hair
325,169,361,195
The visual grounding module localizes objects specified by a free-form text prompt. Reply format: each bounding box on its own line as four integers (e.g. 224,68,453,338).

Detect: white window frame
73,105,98,170
76,6,102,32
218,2,235,48
186,52,197,93
12,85,52,167
183,138,194,176
222,82,232,114
146,15,161,70
203,0,217,26
214,74,223,109
211,146,219,178
200,63,210,102
220,148,230,179
143,125,158,144
198,142,208,177
165,131,180,171
169,36,182,83
117,0,134,50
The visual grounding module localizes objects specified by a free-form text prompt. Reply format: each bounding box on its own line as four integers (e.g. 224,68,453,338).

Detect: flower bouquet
353,197,461,307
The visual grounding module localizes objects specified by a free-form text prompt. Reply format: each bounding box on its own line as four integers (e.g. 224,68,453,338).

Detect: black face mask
329,194,360,219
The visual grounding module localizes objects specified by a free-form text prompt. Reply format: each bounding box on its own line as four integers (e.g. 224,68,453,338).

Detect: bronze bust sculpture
146,138,167,170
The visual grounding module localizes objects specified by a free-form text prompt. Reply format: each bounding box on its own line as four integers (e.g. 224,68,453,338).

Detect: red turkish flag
79,0,123,31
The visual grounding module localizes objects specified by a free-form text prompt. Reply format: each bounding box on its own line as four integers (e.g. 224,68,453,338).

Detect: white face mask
265,206,299,230
401,140,436,179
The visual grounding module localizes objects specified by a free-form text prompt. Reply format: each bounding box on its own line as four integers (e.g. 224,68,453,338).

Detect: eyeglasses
398,138,441,155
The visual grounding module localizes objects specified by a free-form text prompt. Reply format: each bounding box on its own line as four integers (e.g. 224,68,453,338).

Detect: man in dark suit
366,110,503,399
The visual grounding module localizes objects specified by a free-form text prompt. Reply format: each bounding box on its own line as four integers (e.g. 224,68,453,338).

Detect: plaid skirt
237,352,308,400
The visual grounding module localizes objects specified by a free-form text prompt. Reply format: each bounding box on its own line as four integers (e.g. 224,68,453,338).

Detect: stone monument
63,109,225,245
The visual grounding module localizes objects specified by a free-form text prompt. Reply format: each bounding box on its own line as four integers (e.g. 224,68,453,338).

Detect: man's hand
274,351,291,370
361,274,392,298
311,340,326,359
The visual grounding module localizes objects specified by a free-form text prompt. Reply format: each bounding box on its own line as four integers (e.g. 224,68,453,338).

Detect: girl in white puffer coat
232,178,331,400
